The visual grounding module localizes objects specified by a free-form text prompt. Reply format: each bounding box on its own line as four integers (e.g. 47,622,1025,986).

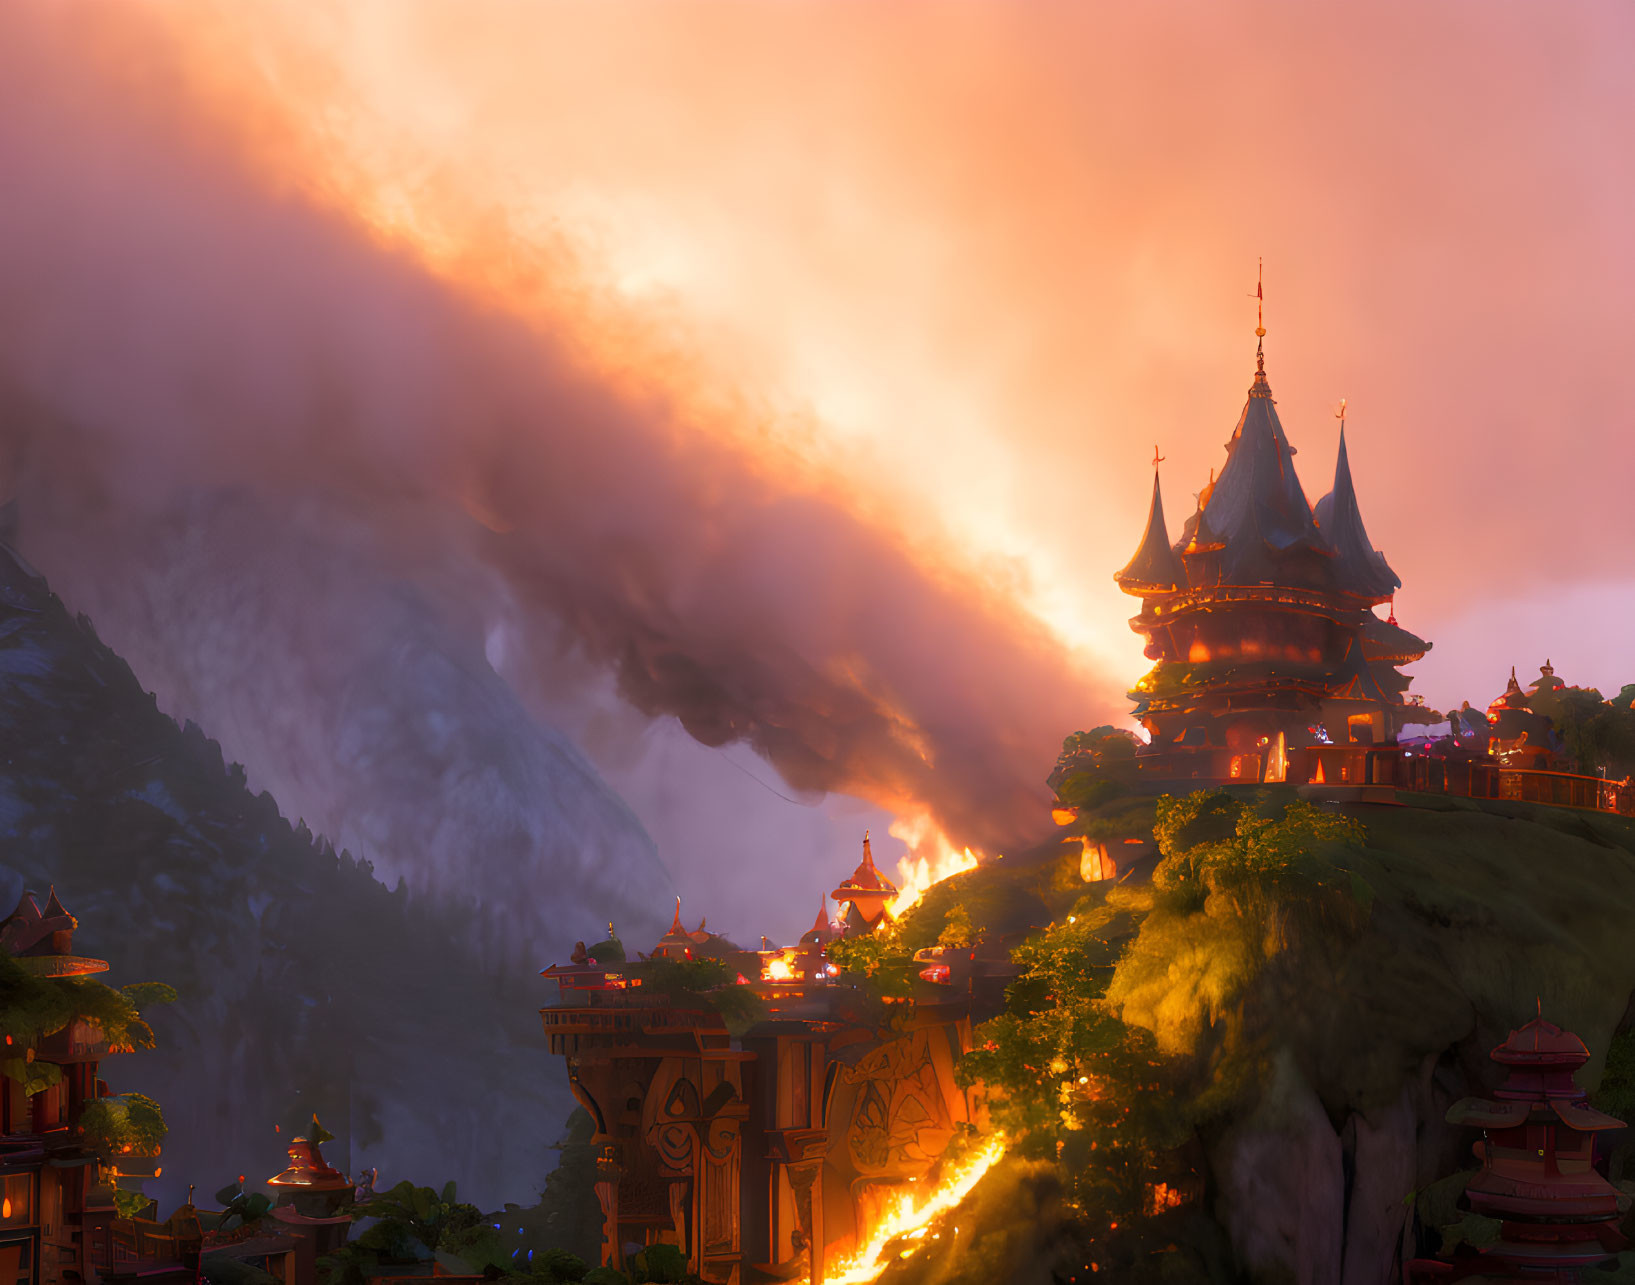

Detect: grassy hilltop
857,782,1635,1285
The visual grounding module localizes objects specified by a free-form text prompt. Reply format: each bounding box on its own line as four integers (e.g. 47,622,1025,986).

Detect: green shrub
79,1094,168,1162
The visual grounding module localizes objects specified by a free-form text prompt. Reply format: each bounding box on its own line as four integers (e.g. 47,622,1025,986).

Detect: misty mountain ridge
0,538,625,1209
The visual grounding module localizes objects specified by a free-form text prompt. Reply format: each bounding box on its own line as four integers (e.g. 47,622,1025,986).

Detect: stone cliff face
0,543,660,1210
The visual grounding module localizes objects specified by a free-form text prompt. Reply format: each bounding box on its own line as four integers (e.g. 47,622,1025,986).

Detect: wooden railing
1120,746,1633,817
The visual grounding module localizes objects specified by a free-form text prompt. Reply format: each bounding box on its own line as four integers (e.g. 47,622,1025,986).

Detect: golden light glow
2,1197,11,1219
820,1137,1006,1285
761,951,797,982
1077,837,1116,883
1050,807,1077,826
1146,1182,1185,1215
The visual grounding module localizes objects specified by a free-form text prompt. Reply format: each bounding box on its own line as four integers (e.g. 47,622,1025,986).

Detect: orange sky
2,1,1632,942
176,0,1634,687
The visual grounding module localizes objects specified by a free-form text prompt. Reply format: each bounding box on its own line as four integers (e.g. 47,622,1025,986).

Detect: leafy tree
321,1180,503,1285
1047,726,1142,800
1530,684,1635,779
640,958,762,1029
957,893,1178,1228
585,938,626,966
628,1244,688,1284
960,790,1371,1263
514,1248,590,1285
0,951,174,1053
212,1181,273,1232
78,1094,168,1162
937,905,977,949
824,920,915,1000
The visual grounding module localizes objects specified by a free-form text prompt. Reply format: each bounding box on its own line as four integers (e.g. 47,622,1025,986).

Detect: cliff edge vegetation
866,780,1635,1285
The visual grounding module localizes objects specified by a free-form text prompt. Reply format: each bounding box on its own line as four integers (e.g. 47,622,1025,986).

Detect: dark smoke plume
0,5,1104,957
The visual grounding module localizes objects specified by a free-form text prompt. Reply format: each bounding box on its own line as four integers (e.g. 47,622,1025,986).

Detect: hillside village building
539,838,1012,1285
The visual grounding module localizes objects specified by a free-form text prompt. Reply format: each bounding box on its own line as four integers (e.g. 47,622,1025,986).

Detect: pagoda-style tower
1410,1012,1625,1281
1485,667,1556,769
1115,323,1429,755
830,833,897,935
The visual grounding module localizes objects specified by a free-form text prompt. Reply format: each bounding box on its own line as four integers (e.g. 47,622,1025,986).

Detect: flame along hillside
534,321,1635,1285
537,832,1019,1285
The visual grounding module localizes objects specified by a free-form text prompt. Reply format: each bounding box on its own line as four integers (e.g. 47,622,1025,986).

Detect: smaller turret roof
1530,660,1567,696
1488,668,1532,718
832,832,896,898
1313,427,1401,603
1115,469,1185,596
800,897,837,946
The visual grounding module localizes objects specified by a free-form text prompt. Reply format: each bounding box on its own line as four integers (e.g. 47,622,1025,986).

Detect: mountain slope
0,542,586,1210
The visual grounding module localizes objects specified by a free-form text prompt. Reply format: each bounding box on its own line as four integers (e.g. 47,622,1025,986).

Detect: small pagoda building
652,901,700,961
829,834,896,935
798,899,838,950
1411,1012,1625,1281
1484,668,1556,770
265,1128,355,1258
1115,325,1430,764
1530,660,1567,701
0,890,197,1285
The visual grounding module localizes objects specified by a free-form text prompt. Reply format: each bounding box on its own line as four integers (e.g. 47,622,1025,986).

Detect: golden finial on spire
1335,397,1347,429
1254,258,1265,337
1248,258,1267,377
1151,444,1165,469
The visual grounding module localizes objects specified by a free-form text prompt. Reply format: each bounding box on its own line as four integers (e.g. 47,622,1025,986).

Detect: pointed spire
42,887,71,923
835,830,896,896
1114,457,1185,596
1313,419,1401,603
811,896,831,936
667,897,684,937
1252,257,1268,389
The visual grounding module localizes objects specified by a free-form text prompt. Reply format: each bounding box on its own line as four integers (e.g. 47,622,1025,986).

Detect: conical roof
1188,356,1330,587
1530,660,1566,696
832,832,896,897
1115,470,1185,595
1313,427,1400,603
800,897,836,946
1488,667,1532,717
654,897,693,950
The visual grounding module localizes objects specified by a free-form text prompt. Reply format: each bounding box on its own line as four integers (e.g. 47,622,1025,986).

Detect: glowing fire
886,813,981,918
820,1137,1006,1285
762,951,797,982
1077,837,1116,883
